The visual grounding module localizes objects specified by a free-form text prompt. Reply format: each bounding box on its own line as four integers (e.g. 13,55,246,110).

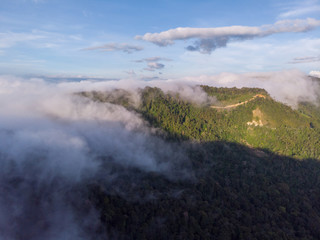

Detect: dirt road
210,94,266,109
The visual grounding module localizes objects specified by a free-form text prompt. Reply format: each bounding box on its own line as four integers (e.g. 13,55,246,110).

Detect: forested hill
80,86,320,239
82,85,320,160
144,86,320,160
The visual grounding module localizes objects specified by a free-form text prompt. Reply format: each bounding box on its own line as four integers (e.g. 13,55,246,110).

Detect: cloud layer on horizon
39,69,320,108
136,18,320,54
177,69,319,107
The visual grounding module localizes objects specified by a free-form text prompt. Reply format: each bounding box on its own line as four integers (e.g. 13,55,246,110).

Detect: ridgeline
81,85,320,240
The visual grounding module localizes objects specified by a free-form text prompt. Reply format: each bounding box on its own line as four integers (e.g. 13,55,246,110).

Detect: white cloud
0,30,83,50
278,0,320,18
136,18,320,54
0,32,46,48
134,57,172,63
0,75,191,238
82,43,144,54
280,6,320,18
144,62,165,71
134,56,171,72
176,69,319,108
49,69,319,108
309,70,320,77
289,56,320,64
176,37,320,75
124,69,136,76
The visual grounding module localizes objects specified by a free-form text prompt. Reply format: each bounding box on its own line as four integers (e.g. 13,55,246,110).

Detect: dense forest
80,85,320,239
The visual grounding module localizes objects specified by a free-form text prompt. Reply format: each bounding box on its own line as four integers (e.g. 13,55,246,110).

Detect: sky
0,2,319,237
0,0,319,79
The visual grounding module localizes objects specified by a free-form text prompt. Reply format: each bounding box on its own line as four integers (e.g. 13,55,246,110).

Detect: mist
179,69,320,108
0,69,318,239
56,69,319,108
0,76,190,239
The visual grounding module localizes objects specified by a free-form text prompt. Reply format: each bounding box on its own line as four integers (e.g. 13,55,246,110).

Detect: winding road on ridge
210,94,266,109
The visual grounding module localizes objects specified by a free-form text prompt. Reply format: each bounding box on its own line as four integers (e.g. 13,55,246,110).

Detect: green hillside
201,85,268,106
89,142,320,240
136,86,320,160
80,86,320,239
81,85,320,159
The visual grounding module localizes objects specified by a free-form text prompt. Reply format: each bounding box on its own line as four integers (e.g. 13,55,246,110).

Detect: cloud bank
178,69,319,107
136,18,320,53
51,69,319,107
0,76,191,239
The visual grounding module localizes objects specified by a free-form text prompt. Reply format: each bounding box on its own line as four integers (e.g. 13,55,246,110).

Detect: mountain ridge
77,85,320,239
80,85,320,160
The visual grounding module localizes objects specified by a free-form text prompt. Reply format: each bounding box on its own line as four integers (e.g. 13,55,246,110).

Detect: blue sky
0,0,319,79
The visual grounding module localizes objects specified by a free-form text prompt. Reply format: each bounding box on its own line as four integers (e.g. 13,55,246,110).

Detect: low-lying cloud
49,69,318,107
0,76,190,239
310,70,320,78
0,69,318,238
178,69,320,107
136,18,320,54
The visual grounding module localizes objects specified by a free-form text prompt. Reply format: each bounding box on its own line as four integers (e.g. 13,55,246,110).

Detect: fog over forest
0,70,319,239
